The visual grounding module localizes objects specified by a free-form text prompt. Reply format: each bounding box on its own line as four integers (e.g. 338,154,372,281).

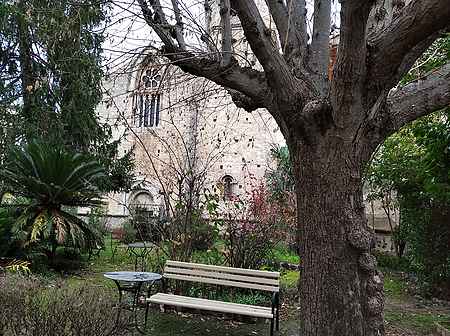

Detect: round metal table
127,242,155,271
104,271,162,334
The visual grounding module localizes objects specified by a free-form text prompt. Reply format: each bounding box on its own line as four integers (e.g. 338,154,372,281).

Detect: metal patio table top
104,271,161,282
127,242,155,249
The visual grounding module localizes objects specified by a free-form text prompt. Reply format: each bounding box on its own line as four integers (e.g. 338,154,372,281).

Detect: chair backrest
163,260,280,292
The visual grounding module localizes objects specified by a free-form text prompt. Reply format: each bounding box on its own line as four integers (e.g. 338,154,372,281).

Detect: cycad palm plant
0,142,106,259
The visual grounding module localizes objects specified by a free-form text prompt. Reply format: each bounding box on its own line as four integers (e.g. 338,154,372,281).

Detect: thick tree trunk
291,137,384,336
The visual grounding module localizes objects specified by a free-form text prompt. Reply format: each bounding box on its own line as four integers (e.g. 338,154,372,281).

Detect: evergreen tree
0,0,134,193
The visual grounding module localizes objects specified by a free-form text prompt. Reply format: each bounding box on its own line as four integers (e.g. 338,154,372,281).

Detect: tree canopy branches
134,0,450,140
367,0,450,100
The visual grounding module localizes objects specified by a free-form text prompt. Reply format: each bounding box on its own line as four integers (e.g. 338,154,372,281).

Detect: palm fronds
0,142,106,253
1,142,105,207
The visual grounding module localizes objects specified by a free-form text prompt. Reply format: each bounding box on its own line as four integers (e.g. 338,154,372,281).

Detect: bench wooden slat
151,293,271,311
148,293,273,319
166,260,279,278
164,266,280,286
164,273,279,292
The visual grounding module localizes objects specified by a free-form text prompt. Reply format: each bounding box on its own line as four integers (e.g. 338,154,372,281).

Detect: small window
222,175,235,200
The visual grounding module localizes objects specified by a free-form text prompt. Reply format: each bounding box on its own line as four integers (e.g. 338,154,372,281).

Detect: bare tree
122,0,449,334
104,63,240,262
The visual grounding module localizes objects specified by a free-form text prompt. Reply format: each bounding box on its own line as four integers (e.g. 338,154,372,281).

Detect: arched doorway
129,191,160,241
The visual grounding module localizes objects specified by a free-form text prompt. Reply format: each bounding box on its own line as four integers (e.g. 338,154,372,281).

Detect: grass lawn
384,310,450,334
384,273,410,301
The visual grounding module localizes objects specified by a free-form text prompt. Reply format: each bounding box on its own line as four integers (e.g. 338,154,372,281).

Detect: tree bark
291,129,384,336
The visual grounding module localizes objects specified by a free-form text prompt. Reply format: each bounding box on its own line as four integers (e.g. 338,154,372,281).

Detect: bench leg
270,318,274,336
276,307,280,331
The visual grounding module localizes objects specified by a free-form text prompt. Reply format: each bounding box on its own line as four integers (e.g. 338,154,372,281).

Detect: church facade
98,56,284,222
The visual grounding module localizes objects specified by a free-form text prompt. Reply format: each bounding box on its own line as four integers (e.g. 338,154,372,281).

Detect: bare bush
0,274,126,336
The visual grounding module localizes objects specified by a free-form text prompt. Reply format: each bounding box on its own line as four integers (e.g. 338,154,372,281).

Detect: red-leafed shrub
221,184,295,269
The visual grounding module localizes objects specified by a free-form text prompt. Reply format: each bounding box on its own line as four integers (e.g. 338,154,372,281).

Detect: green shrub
88,207,108,241
269,244,300,264
186,284,270,306
0,207,21,257
375,252,410,272
4,259,31,275
404,206,450,297
191,219,219,251
0,142,106,261
122,219,137,243
191,246,225,265
280,270,299,290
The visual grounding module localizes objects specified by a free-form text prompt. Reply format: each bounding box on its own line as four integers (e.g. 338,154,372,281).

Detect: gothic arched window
135,68,162,128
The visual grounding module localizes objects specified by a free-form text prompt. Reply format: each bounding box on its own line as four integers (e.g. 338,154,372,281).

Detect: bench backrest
163,260,280,292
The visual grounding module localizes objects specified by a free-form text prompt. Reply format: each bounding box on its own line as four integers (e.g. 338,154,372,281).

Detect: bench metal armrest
271,292,279,312
271,292,279,306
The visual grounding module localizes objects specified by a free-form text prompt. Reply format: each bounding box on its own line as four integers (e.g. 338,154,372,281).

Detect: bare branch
219,0,232,67
228,89,263,112
368,0,450,97
137,0,178,51
230,0,293,90
171,0,186,49
137,0,270,110
265,0,308,63
170,55,270,111
308,0,331,93
386,62,450,133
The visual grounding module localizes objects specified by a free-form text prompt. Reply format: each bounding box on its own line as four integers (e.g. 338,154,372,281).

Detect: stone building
95,0,398,253
99,55,284,222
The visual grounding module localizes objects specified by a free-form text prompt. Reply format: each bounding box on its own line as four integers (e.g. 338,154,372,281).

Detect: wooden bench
147,260,280,335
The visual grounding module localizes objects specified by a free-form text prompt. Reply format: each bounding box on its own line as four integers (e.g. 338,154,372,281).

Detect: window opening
222,175,235,200
135,67,163,128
